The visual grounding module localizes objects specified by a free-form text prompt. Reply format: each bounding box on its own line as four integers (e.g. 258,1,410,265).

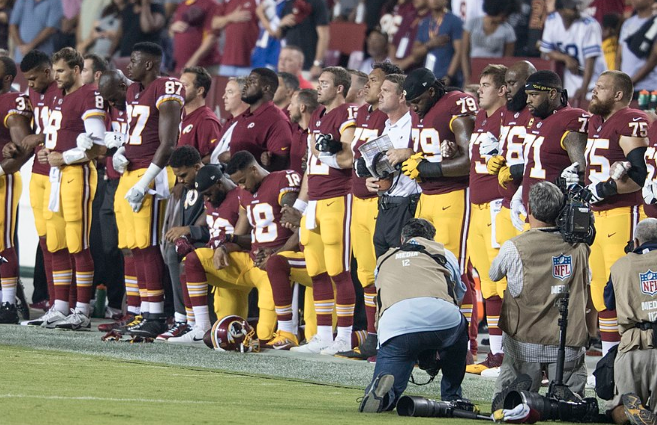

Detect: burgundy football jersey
521,106,590,204
105,106,129,181
214,0,259,67
411,90,477,195
0,92,32,162
172,0,221,73
179,105,222,158
585,107,649,211
469,106,504,205
206,188,241,248
238,170,301,253
644,123,657,218
29,81,59,176
351,105,388,199
498,106,535,207
228,101,291,163
307,103,357,200
289,124,307,175
45,85,106,153
125,77,185,170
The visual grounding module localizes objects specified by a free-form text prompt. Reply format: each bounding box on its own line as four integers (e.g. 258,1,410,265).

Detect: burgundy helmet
209,315,260,353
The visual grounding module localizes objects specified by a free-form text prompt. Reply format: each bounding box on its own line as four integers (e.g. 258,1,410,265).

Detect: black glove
315,133,342,154
354,157,372,178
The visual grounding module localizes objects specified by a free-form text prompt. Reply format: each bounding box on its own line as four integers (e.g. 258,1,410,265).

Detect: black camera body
555,179,596,245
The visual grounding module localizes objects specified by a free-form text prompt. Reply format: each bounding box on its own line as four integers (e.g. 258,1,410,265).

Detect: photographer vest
500,229,589,348
610,250,657,352
375,237,456,325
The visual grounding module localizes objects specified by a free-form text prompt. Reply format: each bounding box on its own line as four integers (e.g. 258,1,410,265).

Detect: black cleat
128,319,168,338
336,333,378,360
0,302,19,324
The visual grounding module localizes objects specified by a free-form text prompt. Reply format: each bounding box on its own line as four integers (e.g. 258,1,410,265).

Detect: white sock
336,326,352,342
278,320,295,334
489,334,504,355
192,305,211,330
601,341,619,356
317,325,333,343
140,301,150,314
75,302,90,316
174,312,186,323
54,300,69,315
127,306,140,315
150,301,164,315
2,282,16,304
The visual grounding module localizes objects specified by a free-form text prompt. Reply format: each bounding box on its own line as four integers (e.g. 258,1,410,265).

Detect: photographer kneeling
489,181,594,401
359,218,468,413
605,217,657,425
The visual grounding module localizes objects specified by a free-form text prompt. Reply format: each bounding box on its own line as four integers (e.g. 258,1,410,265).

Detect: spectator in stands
461,0,517,85
77,0,123,59
81,53,109,86
540,0,606,105
346,69,368,106
9,0,63,62
116,0,166,58
211,0,259,77
379,0,414,37
277,45,314,89
170,0,220,74
617,0,657,98
76,0,112,52
359,28,391,73
413,0,463,87
0,0,12,51
389,0,430,71
278,0,330,78
252,0,286,69
274,71,300,115
589,0,625,27
602,13,620,71
54,0,83,51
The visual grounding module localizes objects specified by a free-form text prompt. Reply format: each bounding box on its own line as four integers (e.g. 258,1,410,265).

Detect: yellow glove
498,166,513,189
402,152,424,181
487,155,506,175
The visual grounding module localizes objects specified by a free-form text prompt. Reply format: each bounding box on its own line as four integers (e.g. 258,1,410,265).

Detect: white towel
305,200,317,230
490,199,503,249
153,168,171,199
48,167,62,212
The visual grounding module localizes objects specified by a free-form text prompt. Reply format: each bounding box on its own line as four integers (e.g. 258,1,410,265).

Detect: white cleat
290,334,329,354
481,367,501,379
23,307,68,328
55,310,91,331
321,336,351,356
167,326,207,346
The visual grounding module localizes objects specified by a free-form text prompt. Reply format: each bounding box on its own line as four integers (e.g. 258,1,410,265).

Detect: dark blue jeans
370,316,468,408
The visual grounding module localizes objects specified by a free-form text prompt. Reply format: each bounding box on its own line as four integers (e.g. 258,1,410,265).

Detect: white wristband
137,162,164,188
63,148,88,165
317,152,340,169
293,198,307,214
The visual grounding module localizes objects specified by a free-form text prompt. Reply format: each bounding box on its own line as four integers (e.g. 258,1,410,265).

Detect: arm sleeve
463,17,475,33
83,116,107,145
490,240,524,297
582,21,603,59
505,23,517,43
9,1,23,26
196,118,223,158
416,19,429,44
313,0,329,26
46,0,64,29
539,18,556,53
266,120,292,156
451,14,463,40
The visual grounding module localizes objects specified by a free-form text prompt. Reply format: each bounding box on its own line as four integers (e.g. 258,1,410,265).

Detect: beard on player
507,86,528,112
589,95,614,117
242,86,264,105
205,186,228,208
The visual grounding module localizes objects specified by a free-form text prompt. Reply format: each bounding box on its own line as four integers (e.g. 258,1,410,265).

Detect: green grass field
0,324,604,425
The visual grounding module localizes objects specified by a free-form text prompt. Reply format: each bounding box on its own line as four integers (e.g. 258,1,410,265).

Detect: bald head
635,218,657,246
99,70,130,110
505,61,538,110
508,61,537,81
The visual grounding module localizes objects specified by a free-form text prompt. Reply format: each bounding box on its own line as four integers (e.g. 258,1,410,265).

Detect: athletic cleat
491,373,533,412
29,300,50,312
265,331,299,350
167,326,207,346
157,322,191,341
321,336,351,356
0,302,19,324
290,334,329,354
336,333,377,360
367,355,377,363
359,374,395,413
15,279,29,320
33,307,68,328
465,351,504,374
129,319,168,338
98,313,136,333
116,315,143,334
20,306,55,326
105,306,123,320
481,367,501,378
622,393,657,425
55,310,91,331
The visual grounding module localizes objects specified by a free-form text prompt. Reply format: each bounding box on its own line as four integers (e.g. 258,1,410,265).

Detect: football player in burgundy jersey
117,42,184,338
343,62,402,360
293,66,358,355
465,65,508,373
226,68,292,171
26,48,107,330
0,57,34,323
178,67,222,163
579,71,649,354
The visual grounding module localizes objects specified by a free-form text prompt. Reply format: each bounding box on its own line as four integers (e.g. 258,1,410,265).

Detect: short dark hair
20,50,51,73
225,151,257,175
278,72,300,91
481,64,508,89
372,61,403,76
483,0,518,16
0,56,17,80
602,70,634,103
401,218,436,241
297,88,319,113
252,67,279,93
83,53,108,74
322,66,351,95
528,181,564,224
183,66,212,98
169,145,202,168
385,74,406,94
132,42,163,60
52,47,84,71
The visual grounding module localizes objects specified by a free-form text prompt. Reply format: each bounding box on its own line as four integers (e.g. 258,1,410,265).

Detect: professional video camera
555,178,596,245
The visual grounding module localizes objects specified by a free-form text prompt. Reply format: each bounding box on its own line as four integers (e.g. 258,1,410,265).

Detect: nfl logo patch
639,270,657,296
552,254,572,281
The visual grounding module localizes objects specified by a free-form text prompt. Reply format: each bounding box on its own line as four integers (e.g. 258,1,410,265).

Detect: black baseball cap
403,68,436,101
195,164,223,192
